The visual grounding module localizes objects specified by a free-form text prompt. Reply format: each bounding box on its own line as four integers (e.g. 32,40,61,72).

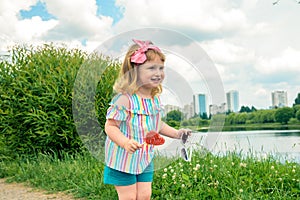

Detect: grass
0,150,299,199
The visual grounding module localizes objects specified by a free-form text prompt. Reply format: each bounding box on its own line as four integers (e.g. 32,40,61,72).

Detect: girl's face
137,55,165,91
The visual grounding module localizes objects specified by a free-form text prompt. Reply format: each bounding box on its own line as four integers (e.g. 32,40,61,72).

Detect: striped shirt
105,93,164,174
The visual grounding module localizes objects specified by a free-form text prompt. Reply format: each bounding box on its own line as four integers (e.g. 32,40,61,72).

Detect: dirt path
0,179,77,200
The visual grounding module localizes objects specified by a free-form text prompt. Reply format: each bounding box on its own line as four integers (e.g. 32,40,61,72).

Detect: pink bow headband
130,39,161,64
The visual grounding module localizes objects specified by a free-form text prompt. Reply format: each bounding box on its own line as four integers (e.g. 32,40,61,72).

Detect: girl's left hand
177,128,192,139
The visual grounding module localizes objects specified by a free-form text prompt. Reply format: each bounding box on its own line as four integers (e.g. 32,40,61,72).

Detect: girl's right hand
123,139,143,153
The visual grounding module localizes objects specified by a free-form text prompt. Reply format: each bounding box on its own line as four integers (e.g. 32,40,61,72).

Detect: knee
118,193,136,200
137,189,151,200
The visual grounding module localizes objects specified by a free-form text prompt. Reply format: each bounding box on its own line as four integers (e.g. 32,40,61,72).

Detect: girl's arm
105,119,142,153
159,121,191,139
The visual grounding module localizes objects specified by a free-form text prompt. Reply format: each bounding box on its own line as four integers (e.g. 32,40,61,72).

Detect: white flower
170,169,174,173
162,173,167,179
239,189,243,193
164,168,167,172
181,184,185,188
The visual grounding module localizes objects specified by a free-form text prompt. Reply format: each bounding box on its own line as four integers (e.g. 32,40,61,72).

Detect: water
158,129,300,163
212,130,300,163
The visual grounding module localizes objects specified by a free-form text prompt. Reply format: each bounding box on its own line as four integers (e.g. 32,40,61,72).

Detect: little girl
104,39,190,200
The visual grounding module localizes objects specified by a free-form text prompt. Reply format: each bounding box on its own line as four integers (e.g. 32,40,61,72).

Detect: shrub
0,45,119,156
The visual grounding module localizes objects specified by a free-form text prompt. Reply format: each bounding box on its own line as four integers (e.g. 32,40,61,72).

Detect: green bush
296,110,300,121
0,45,119,157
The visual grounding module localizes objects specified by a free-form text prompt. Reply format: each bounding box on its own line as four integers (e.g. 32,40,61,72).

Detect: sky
0,0,300,109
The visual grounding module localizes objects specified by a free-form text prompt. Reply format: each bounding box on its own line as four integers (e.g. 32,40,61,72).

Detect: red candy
144,131,165,145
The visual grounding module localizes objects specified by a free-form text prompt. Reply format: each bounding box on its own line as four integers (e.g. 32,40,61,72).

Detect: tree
240,106,251,113
166,110,184,122
294,93,300,106
251,106,257,112
200,112,208,119
296,110,300,121
274,107,294,124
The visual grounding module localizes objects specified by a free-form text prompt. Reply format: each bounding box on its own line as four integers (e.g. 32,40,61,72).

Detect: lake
157,129,300,163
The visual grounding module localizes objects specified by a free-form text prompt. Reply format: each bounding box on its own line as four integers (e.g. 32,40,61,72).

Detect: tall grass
0,151,299,199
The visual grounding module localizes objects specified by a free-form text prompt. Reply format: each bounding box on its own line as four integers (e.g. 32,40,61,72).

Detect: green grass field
0,150,299,199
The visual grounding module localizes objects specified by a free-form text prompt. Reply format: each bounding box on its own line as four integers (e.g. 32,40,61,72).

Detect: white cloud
43,0,113,41
255,47,300,74
0,0,114,51
201,39,255,64
16,16,58,41
0,0,37,39
114,0,248,35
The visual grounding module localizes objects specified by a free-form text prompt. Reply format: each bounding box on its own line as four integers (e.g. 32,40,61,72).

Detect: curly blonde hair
113,42,165,97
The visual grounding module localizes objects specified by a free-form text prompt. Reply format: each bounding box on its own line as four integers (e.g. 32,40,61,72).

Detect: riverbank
191,123,300,132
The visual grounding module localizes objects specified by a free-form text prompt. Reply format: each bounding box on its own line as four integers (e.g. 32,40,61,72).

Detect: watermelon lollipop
144,131,165,145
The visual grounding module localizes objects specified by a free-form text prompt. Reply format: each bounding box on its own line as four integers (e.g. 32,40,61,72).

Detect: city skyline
162,89,298,118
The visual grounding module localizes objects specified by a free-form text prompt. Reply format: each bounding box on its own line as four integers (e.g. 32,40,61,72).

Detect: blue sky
0,0,299,109
19,0,123,23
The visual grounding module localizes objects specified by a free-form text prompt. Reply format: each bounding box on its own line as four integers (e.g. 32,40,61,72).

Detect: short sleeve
106,94,130,121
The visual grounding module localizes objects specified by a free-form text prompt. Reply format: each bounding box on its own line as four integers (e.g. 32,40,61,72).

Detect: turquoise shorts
103,162,154,186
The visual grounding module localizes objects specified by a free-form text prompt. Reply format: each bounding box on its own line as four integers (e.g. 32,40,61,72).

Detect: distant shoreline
190,123,300,132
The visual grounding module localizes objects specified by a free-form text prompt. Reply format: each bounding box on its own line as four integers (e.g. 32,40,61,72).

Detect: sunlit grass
0,150,299,199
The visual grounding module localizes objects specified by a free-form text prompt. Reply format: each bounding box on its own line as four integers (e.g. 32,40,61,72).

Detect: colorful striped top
105,93,164,174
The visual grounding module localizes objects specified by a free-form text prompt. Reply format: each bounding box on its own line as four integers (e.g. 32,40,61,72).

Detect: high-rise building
226,90,239,112
193,93,207,117
271,91,288,108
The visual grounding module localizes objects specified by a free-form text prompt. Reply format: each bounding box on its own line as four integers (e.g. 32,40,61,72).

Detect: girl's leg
136,182,152,200
115,184,137,200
